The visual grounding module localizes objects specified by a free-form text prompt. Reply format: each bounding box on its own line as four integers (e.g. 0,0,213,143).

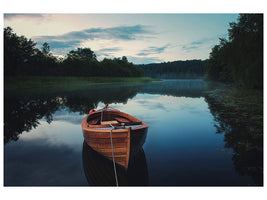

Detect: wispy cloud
182,41,204,51
95,47,122,57
48,40,81,49
137,44,170,56
4,13,46,20
33,25,154,51
181,37,220,52
128,56,163,64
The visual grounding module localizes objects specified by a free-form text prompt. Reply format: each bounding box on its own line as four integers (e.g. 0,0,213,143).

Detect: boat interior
87,110,142,128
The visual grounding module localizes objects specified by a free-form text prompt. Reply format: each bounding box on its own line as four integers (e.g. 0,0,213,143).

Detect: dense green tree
228,14,263,88
4,27,38,76
67,48,97,61
42,42,51,56
100,57,144,77
205,14,263,88
205,38,232,83
137,59,205,78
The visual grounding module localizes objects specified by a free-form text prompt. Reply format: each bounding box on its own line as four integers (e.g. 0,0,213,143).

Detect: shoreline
4,76,159,91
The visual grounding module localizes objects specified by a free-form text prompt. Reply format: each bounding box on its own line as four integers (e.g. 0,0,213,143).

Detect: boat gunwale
81,115,148,133
81,106,148,133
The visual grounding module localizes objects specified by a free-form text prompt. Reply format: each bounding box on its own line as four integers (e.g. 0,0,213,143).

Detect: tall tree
67,48,97,61
42,42,50,56
4,27,37,76
228,14,263,88
205,14,263,88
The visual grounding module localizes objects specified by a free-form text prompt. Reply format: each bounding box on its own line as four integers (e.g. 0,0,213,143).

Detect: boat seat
101,121,118,125
114,117,131,123
88,118,100,125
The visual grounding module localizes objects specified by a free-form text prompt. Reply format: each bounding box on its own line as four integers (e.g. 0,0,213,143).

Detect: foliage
205,14,263,88
100,57,144,77
4,27,144,77
137,59,205,78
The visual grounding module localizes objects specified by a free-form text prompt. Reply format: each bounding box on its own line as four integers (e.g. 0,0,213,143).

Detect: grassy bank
4,76,158,91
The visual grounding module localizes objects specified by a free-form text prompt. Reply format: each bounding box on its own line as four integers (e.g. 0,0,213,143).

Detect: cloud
48,40,81,48
128,56,163,64
95,47,122,57
182,41,204,51
182,36,223,52
137,44,170,56
4,13,45,19
33,25,154,51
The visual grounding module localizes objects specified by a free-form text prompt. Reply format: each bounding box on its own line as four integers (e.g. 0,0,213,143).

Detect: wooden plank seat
114,117,131,123
88,118,100,125
101,120,119,125
114,117,142,125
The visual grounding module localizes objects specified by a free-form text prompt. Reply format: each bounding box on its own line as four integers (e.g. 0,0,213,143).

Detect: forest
205,14,263,89
4,27,144,77
136,59,205,79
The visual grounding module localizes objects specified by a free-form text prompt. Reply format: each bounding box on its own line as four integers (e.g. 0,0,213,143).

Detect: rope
100,110,103,123
110,127,119,186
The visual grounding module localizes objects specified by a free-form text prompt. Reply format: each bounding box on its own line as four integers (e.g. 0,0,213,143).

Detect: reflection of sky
4,112,88,186
4,140,87,186
52,110,85,125
18,119,83,150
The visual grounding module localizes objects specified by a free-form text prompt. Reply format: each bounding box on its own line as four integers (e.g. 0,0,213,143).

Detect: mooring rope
109,127,119,186
100,110,103,123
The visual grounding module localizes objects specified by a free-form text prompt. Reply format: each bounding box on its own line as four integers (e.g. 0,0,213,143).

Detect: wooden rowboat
81,105,148,169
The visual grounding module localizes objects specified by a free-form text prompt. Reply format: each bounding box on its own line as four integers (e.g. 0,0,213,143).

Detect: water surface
4,79,260,186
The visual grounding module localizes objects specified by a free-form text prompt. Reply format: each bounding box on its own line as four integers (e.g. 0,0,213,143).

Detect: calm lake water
4,79,261,186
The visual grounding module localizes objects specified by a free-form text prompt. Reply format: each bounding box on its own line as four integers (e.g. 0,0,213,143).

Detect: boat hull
82,126,131,169
81,106,148,169
81,111,148,169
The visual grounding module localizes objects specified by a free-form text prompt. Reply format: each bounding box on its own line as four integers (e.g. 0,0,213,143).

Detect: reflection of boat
82,127,148,186
81,105,148,169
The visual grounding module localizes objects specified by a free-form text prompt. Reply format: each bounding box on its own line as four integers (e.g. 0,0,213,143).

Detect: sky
3,13,239,64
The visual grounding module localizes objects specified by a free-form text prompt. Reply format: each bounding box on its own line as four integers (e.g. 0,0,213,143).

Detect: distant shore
4,76,159,91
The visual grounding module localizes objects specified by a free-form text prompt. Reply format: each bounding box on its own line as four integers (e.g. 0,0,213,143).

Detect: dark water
4,79,262,186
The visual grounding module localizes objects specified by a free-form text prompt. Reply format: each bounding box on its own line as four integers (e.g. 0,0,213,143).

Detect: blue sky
4,13,239,64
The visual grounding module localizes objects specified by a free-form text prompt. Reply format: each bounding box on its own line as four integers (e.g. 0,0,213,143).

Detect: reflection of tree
205,91,263,186
4,96,61,144
64,84,144,114
4,83,145,144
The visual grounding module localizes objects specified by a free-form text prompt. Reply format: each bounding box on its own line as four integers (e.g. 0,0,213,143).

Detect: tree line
205,14,263,89
4,27,144,77
136,59,205,79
